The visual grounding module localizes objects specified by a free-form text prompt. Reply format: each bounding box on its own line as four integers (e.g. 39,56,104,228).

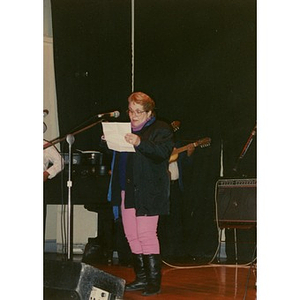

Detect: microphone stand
44,117,109,260
66,134,75,260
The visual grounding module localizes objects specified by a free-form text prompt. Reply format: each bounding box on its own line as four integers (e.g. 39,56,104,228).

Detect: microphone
43,109,49,117
66,134,75,145
97,110,120,118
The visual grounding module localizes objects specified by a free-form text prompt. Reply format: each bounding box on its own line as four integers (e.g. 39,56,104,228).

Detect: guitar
169,137,211,163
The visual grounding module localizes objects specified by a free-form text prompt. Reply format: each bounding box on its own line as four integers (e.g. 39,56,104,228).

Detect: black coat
110,119,174,216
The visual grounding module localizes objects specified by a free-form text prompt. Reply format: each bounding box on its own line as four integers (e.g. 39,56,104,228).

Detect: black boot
125,254,147,291
142,254,161,296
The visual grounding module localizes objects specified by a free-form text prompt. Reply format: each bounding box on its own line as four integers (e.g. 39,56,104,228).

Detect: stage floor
44,253,257,300
98,262,256,299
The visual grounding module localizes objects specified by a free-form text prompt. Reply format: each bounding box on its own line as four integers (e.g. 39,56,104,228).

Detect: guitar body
169,153,179,163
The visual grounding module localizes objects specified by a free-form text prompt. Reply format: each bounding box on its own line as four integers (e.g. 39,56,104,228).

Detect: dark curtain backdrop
51,0,132,151
50,0,256,258
134,0,256,178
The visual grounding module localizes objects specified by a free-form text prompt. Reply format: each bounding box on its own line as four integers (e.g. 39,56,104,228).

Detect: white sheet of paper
102,122,135,152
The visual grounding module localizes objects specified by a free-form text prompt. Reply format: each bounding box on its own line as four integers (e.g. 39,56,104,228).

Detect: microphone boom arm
43,118,104,150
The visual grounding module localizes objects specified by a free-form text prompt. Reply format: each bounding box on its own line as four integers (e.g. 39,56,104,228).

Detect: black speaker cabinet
215,178,256,228
44,260,125,300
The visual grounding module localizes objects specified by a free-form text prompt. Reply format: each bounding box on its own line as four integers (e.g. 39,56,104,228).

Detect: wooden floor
92,260,257,300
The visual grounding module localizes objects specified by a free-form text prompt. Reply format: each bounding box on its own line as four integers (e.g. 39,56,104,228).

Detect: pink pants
121,191,160,255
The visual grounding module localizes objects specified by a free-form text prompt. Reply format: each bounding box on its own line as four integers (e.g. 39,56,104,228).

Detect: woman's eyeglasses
126,109,146,116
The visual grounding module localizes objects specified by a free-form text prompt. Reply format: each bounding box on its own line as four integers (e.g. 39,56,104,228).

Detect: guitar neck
172,143,196,155
169,137,210,163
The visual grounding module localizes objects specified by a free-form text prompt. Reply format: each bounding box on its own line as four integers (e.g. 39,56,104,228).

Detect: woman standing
109,92,174,296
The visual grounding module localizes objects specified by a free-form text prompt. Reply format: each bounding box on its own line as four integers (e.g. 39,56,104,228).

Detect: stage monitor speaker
44,260,125,300
215,178,256,227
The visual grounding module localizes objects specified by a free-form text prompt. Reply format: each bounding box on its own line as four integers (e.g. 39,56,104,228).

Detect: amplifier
215,178,256,228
